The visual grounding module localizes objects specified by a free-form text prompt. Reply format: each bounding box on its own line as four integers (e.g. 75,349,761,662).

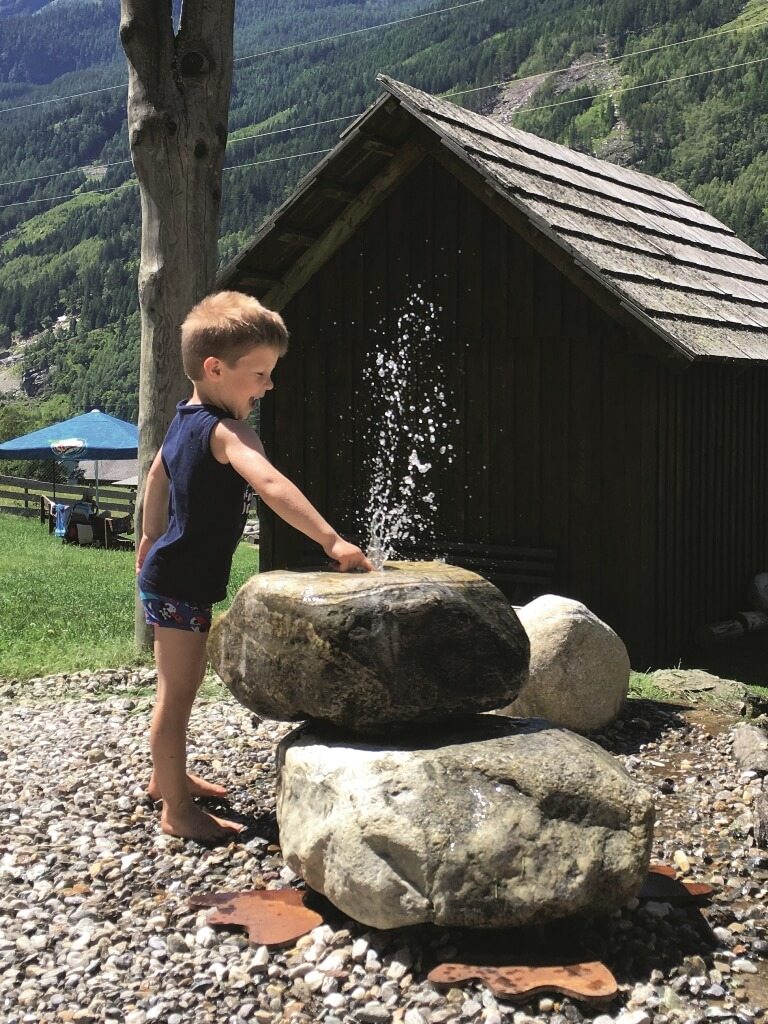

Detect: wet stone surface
0,669,766,1024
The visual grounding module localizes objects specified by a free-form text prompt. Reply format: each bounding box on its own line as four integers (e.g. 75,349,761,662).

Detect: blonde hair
181,291,289,380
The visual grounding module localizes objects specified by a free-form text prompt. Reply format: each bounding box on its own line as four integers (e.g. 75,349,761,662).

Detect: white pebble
732,959,758,974
195,926,217,948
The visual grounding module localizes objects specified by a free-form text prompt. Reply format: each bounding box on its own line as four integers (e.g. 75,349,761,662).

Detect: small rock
732,959,758,974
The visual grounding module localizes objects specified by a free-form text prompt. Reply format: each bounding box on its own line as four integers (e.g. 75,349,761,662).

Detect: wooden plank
416,157,453,546
636,354,659,664
534,252,566,581
0,488,34,503
359,185,390,547
0,474,136,498
651,318,768,360
486,195,512,546
278,229,316,248
509,215,538,547
317,183,357,204
566,284,603,612
433,164,464,542
654,370,670,660
386,152,411,326
323,234,353,532
0,505,38,518
670,375,685,658
263,142,424,311
598,339,630,644
613,280,768,333
268,283,309,569
237,273,279,292
302,267,328,527
0,488,134,514
338,204,366,540
460,178,488,542
360,137,397,158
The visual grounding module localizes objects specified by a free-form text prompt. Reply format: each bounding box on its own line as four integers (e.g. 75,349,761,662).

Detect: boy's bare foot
147,772,228,803
160,804,243,842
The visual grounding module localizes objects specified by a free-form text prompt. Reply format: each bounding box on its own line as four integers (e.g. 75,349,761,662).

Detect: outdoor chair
100,512,134,551
40,495,55,533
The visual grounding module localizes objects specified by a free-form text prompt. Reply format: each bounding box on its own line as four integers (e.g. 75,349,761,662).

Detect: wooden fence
0,474,136,518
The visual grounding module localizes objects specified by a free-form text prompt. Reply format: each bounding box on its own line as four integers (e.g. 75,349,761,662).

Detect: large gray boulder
276,715,654,930
209,562,529,733
498,595,630,733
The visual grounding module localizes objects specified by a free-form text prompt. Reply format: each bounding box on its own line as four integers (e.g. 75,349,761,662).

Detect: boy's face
205,345,280,420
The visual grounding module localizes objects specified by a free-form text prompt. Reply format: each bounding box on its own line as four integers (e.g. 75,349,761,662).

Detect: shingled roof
219,75,768,362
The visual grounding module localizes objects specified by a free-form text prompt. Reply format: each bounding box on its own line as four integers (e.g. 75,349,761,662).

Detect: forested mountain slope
0,0,765,434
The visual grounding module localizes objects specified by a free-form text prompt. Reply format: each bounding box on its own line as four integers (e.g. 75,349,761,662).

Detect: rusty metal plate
189,889,324,946
640,865,714,903
428,960,618,1004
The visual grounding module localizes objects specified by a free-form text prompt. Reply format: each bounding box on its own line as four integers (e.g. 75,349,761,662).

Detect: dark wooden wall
258,155,768,666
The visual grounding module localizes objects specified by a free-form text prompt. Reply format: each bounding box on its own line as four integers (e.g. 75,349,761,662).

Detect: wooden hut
219,76,768,666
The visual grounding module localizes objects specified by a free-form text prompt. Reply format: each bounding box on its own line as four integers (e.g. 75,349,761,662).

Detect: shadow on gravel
591,697,691,756
297,889,718,1012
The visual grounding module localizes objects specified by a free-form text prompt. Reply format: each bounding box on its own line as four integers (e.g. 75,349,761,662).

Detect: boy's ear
202,355,223,379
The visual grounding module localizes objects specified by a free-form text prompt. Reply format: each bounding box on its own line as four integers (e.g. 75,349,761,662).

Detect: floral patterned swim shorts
139,590,212,633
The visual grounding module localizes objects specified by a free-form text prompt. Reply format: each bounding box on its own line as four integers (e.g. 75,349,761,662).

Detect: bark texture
120,0,235,646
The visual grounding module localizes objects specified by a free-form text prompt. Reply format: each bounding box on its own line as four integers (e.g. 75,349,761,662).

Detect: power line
0,158,132,190
2,15,765,193
0,116,354,192
0,115,355,192
233,0,487,65
0,83,126,114
515,55,768,115
222,148,333,173
0,180,136,211
444,19,765,98
0,146,335,212
0,0,488,116
227,114,359,147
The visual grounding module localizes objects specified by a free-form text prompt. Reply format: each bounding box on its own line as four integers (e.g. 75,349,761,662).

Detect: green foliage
21,312,141,421
0,512,260,679
0,393,73,480
0,0,765,419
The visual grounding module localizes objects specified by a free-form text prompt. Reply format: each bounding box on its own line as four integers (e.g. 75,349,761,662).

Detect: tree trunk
119,0,235,648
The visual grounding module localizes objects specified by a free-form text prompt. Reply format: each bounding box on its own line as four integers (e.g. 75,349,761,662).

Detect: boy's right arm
212,420,373,572
135,448,169,574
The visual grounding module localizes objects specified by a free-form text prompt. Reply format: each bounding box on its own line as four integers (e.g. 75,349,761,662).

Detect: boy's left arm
136,448,170,574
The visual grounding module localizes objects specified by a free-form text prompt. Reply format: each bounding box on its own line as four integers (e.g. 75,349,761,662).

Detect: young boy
137,291,373,842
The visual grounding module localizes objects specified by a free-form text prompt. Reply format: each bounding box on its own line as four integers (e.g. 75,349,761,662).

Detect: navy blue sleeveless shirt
139,402,251,604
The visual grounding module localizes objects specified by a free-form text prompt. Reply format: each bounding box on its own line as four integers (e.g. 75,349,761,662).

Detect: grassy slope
0,513,259,679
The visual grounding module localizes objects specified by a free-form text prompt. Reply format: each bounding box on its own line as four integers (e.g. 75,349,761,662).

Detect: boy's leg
149,626,241,840
147,634,227,803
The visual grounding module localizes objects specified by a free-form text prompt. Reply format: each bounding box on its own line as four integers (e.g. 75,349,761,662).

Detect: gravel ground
0,669,766,1024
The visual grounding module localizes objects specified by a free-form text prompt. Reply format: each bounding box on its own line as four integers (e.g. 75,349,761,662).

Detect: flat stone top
251,561,489,603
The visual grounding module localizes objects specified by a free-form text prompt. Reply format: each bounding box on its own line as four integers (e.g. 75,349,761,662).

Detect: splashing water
362,290,456,569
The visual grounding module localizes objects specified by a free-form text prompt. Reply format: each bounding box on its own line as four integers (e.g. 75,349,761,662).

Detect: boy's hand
325,537,374,573
135,534,154,574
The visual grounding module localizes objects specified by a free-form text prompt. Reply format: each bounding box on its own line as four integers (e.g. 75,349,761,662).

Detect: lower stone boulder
276,715,654,930
208,561,529,733
497,595,630,733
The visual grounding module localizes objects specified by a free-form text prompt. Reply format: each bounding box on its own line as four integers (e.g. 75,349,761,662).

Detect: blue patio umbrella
0,409,138,503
